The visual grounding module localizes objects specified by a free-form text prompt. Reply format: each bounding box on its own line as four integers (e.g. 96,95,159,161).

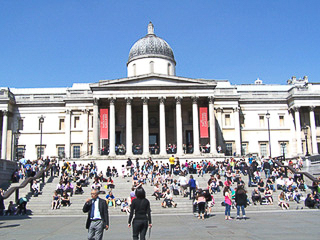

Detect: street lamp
39,116,45,159
302,124,310,156
280,142,286,161
266,111,271,157
13,130,21,161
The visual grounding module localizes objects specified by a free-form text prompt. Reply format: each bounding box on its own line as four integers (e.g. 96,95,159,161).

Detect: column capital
309,106,316,111
175,96,183,104
233,107,240,112
159,97,166,104
208,96,214,104
109,97,116,104
125,97,133,105
66,109,71,115
142,97,149,105
93,98,99,106
2,110,8,116
292,106,300,112
192,96,199,104
214,107,223,112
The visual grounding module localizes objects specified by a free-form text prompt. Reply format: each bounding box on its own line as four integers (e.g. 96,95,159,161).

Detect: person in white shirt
178,173,188,196
276,176,286,191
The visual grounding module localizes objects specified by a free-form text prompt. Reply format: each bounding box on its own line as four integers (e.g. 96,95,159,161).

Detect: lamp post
302,124,310,156
39,116,44,159
13,130,21,161
266,111,271,158
281,142,286,161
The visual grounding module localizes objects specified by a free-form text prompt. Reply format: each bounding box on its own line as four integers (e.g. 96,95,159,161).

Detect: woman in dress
128,187,152,240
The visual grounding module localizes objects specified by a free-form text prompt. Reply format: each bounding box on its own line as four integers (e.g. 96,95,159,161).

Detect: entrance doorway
186,130,193,153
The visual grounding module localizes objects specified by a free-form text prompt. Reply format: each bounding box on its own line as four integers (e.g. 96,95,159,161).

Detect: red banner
100,109,108,139
200,107,209,138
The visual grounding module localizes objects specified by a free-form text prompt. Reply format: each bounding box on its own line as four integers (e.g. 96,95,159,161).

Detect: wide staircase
3,171,311,216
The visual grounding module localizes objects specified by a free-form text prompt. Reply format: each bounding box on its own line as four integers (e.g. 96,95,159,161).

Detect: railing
272,156,320,184
2,164,53,203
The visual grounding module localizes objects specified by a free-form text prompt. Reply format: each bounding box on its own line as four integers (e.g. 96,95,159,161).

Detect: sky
0,0,319,88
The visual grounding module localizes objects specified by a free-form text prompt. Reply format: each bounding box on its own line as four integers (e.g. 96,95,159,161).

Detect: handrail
2,164,53,202
272,156,320,183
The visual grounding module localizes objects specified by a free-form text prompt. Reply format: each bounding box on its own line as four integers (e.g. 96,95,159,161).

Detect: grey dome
128,22,175,65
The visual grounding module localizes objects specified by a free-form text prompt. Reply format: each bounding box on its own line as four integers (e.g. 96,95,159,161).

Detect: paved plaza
0,210,319,240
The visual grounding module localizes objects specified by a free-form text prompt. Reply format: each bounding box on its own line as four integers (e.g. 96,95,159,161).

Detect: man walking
83,189,109,240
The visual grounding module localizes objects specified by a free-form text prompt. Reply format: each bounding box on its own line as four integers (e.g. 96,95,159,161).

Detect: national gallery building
1,23,320,161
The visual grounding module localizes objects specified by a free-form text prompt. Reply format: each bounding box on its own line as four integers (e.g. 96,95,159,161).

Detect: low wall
0,159,18,186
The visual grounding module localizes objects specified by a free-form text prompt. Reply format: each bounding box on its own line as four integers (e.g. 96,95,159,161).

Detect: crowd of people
1,153,320,220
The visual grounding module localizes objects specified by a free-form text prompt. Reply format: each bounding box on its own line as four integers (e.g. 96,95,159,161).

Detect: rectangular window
225,114,231,126
74,116,80,128
73,145,80,158
59,119,65,131
18,119,24,130
260,143,267,157
241,143,247,156
226,143,233,156
259,116,265,127
279,115,284,127
36,146,45,159
17,146,25,160
57,146,65,158
279,142,287,156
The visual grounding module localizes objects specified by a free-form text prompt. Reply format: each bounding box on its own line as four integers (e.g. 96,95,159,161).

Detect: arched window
167,63,171,75
133,64,136,76
150,61,154,73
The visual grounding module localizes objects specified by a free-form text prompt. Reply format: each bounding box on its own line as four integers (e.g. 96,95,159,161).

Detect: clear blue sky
0,0,319,88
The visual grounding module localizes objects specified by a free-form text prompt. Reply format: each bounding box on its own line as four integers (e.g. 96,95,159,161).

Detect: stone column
175,97,183,155
234,107,241,156
192,97,200,155
1,110,8,160
208,97,217,154
109,98,116,156
65,110,71,159
309,106,318,154
126,97,133,155
82,109,89,155
92,98,100,156
159,97,167,155
142,97,149,155
294,107,303,155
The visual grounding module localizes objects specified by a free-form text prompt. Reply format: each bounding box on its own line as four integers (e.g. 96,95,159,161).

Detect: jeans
132,219,148,240
236,205,245,216
225,203,231,216
189,187,196,200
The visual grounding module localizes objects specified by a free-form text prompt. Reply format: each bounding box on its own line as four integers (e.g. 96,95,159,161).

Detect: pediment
91,74,216,89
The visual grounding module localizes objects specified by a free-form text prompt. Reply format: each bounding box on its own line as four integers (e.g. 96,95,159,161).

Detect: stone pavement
0,210,319,240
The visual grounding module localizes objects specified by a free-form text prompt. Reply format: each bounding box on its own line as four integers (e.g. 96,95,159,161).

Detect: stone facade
0,24,319,161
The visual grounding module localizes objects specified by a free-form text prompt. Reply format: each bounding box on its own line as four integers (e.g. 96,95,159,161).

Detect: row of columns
92,96,219,156
292,106,318,155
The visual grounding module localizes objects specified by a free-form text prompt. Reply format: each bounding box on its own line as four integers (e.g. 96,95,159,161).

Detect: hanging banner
200,107,209,138
100,109,109,139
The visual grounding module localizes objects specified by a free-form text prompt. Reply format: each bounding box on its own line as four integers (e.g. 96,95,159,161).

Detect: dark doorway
116,131,122,145
186,130,193,153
